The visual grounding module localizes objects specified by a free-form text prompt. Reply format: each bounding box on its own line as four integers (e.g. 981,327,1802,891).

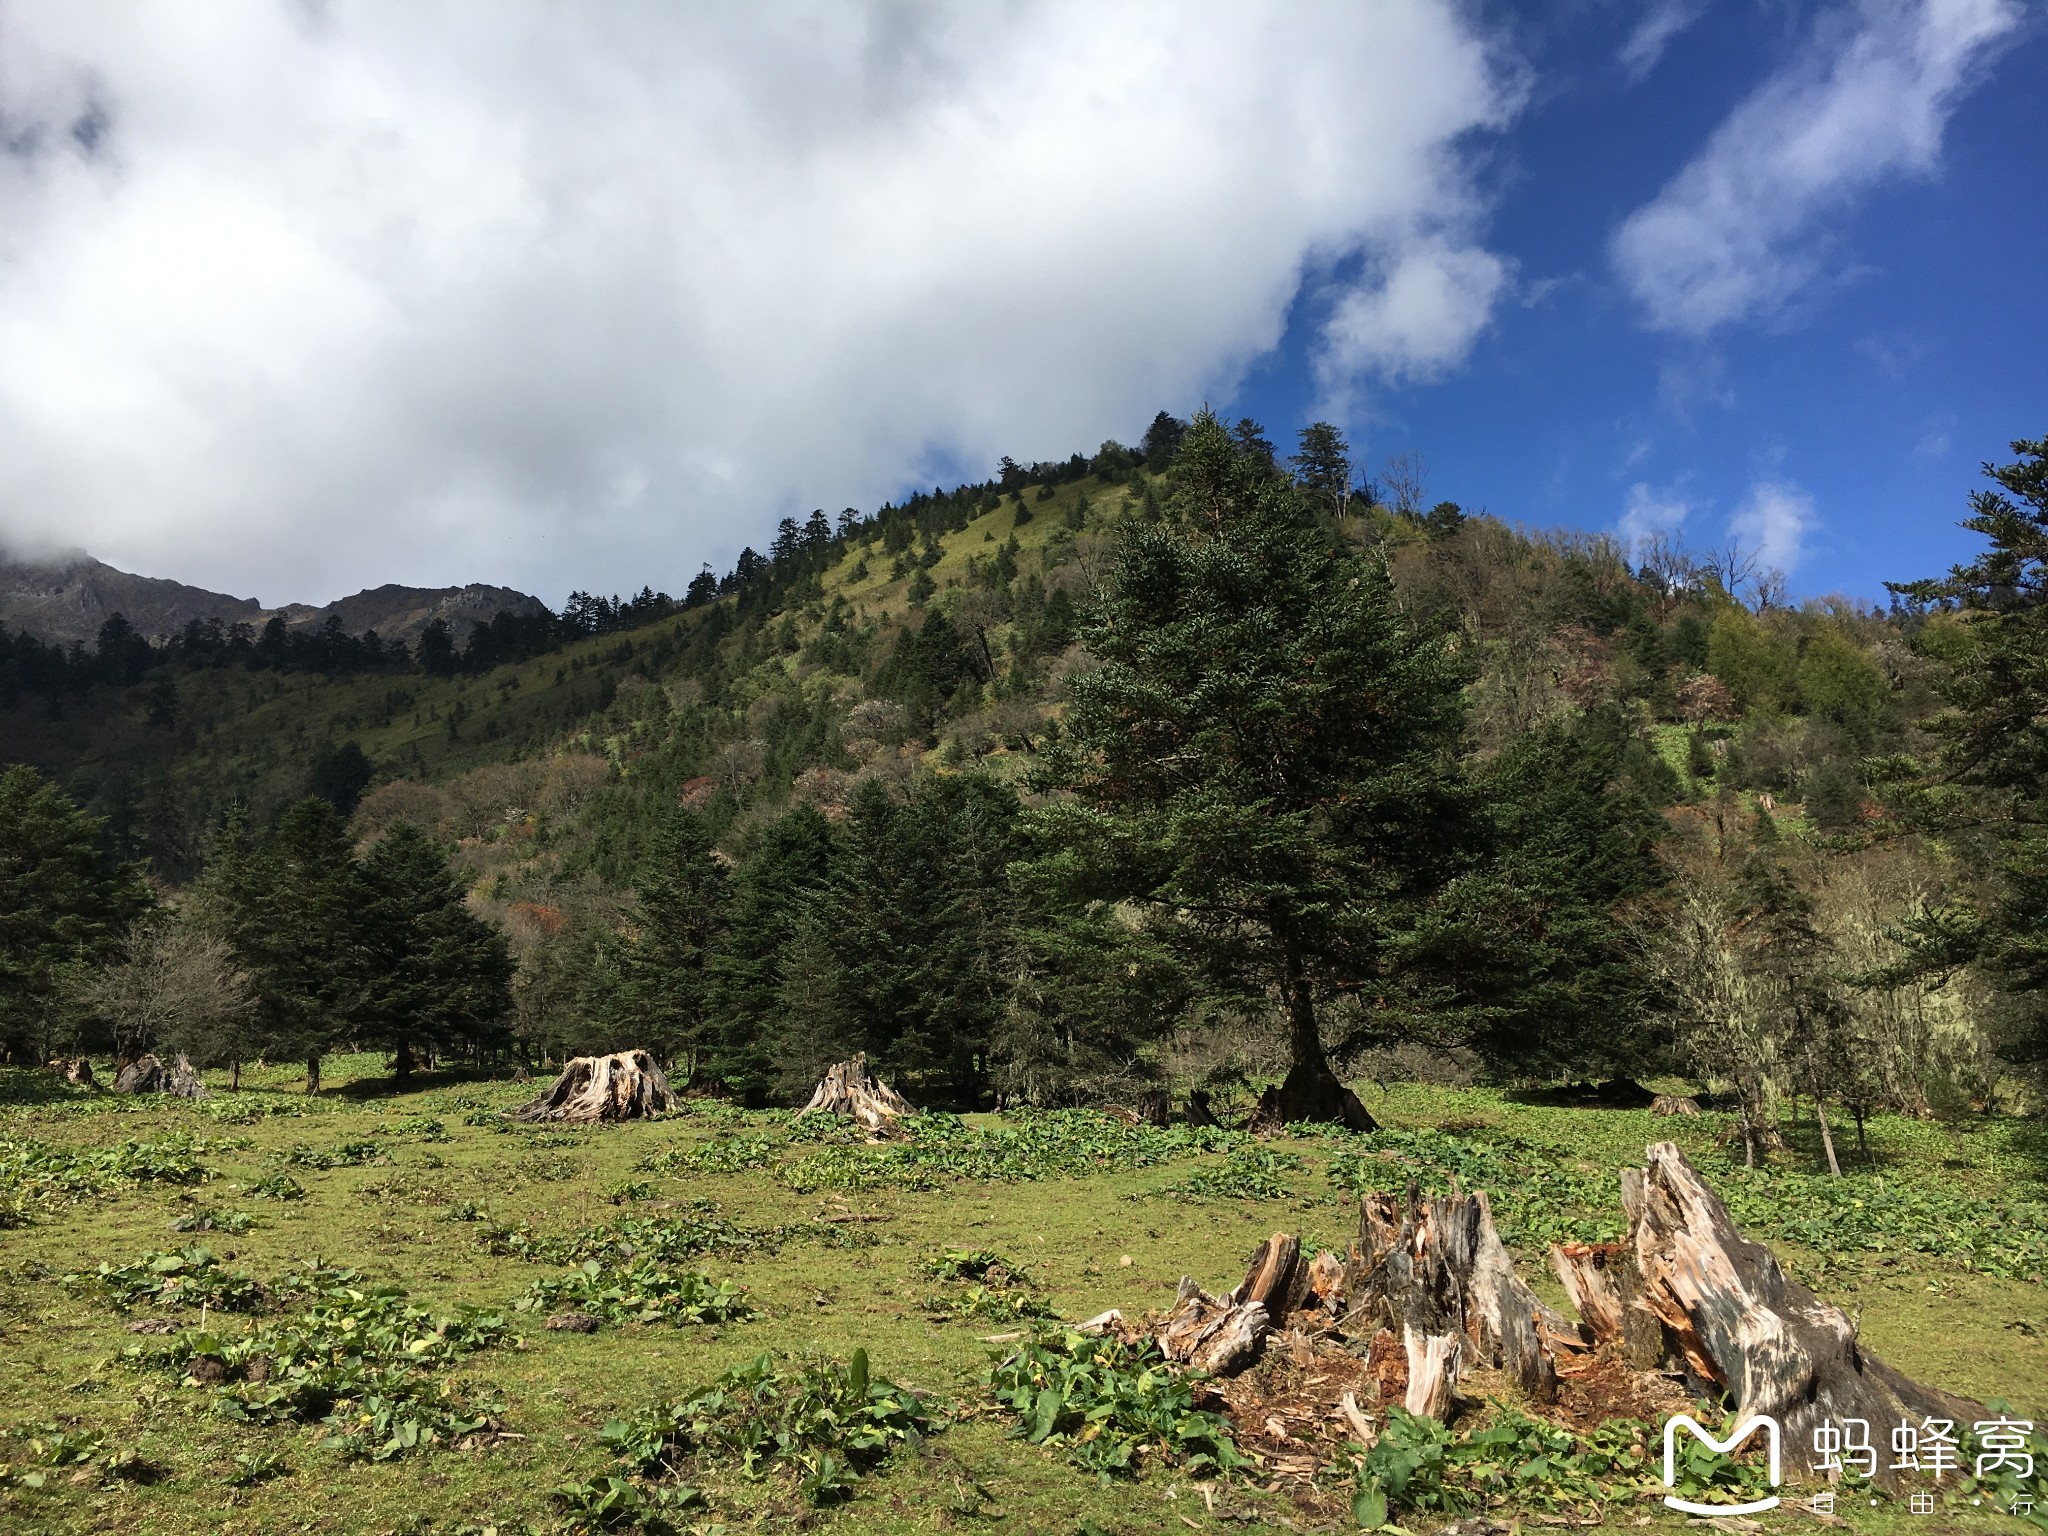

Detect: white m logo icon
1662,1414,1782,1515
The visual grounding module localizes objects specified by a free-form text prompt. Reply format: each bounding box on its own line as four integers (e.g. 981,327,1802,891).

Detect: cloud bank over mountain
0,1,1515,604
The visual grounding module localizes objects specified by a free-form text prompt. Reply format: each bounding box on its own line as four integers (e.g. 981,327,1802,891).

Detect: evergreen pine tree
1888,435,2048,1066
704,804,836,1099
358,822,513,1078
1032,410,1470,1126
0,764,152,1061
202,799,366,1093
619,806,730,1075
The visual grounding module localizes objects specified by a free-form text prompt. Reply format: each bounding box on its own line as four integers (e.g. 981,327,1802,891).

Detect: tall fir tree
0,764,152,1061
619,806,730,1076
1032,410,1470,1126
202,799,366,1093
817,773,1020,1102
704,803,835,1099
1888,435,2048,1069
358,822,513,1077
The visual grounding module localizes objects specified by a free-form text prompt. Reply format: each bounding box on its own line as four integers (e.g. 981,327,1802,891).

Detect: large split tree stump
1128,1141,1977,1482
1345,1182,1564,1406
798,1054,913,1138
1561,1141,1981,1469
510,1049,678,1123
48,1057,96,1087
112,1053,207,1099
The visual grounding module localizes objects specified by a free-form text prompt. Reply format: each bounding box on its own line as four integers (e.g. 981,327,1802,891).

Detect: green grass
2,1059,2044,1534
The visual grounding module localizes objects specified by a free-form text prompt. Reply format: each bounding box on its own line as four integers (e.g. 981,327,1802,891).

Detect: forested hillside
6,415,2046,1146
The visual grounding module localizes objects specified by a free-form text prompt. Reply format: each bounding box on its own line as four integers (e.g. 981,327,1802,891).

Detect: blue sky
1222,0,2045,602
0,2,2038,607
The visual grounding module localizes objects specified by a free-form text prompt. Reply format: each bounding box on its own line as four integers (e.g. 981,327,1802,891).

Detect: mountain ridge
0,552,544,648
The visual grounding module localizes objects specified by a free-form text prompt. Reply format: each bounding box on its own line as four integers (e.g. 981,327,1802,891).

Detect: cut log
509,1049,678,1123
1621,1141,1980,1480
798,1053,913,1138
1402,1325,1462,1419
1159,1275,1271,1376
1345,1182,1560,1406
112,1053,207,1099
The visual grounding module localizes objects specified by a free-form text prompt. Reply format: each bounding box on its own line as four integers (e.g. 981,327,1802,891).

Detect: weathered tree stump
1248,1081,1378,1135
798,1053,913,1138
48,1057,95,1087
1617,1141,1979,1476
1403,1325,1462,1418
1547,1242,1664,1368
1158,1274,1271,1376
509,1049,678,1123
112,1053,207,1099
1650,1094,1702,1117
1344,1182,1561,1412
1183,1088,1221,1128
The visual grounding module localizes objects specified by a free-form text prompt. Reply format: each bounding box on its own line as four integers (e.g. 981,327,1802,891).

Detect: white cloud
1618,480,1692,553
1611,0,2020,335
0,2,1516,605
1729,479,1818,574
1315,240,1510,396
1619,0,1708,81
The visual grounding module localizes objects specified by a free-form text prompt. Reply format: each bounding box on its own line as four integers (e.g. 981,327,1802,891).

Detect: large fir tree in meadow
619,806,731,1075
201,798,367,1092
1034,410,1471,1127
819,773,1020,1101
0,764,151,1062
358,821,513,1077
704,803,836,1098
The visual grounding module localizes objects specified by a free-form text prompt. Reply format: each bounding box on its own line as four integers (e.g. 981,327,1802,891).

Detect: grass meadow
3,1059,2044,1536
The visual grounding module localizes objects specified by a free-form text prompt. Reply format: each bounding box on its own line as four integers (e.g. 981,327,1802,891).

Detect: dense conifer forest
6,413,2047,1141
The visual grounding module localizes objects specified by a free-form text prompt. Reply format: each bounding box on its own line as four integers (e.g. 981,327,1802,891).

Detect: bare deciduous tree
75,915,259,1080
1382,450,1429,519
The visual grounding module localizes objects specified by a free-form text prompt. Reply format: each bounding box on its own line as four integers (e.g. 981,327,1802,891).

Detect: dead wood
1159,1274,1271,1376
1402,1325,1462,1418
111,1053,207,1099
1620,1140,1980,1478
798,1053,913,1138
47,1057,95,1087
1345,1183,1561,1410
1651,1094,1702,1117
1547,1242,1664,1367
1248,1080,1378,1135
1118,1140,1978,1481
1184,1088,1221,1127
509,1049,678,1123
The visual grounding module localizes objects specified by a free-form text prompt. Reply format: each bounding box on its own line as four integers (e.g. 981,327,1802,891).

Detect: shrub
599,1349,936,1504
986,1328,1243,1479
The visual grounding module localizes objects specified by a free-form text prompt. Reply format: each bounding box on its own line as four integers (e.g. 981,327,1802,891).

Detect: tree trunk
511,1049,680,1123
1853,1106,1869,1162
1814,1095,1842,1177
229,1060,241,1092
1615,1141,1978,1476
1344,1181,1562,1411
1269,951,1377,1131
394,1039,415,1082
799,1054,915,1138
305,1054,321,1096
